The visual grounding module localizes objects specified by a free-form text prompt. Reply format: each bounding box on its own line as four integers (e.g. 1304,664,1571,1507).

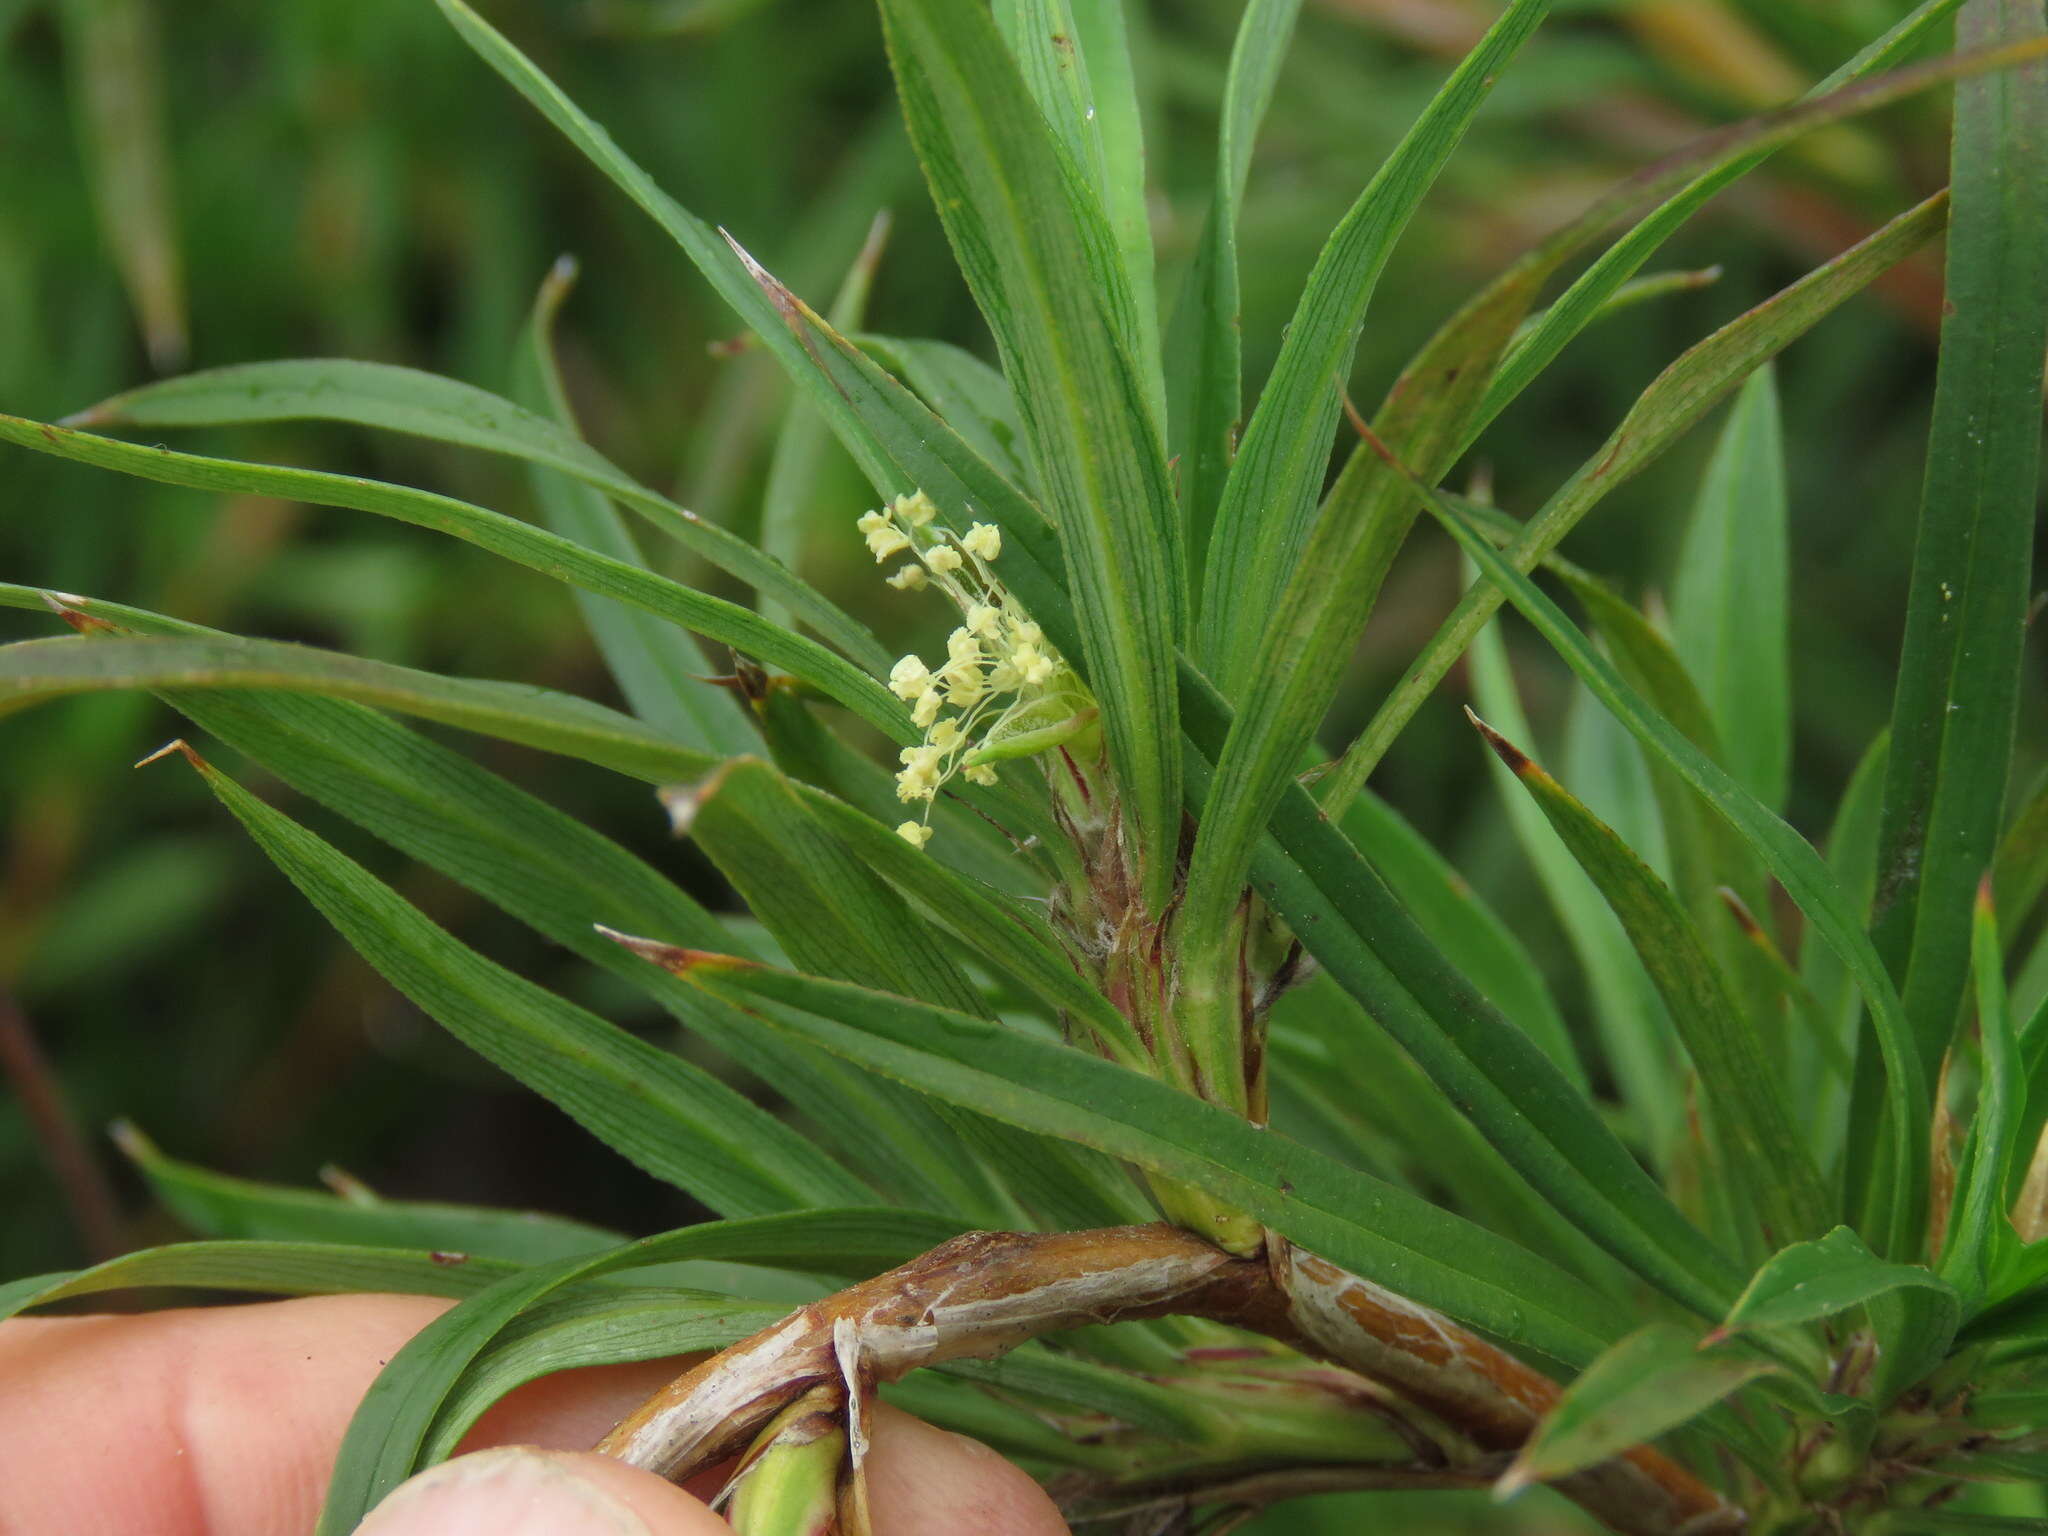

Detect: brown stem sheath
596,1225,1739,1535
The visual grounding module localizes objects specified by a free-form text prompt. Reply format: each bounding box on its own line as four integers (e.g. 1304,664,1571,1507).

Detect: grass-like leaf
1468,606,1681,1161
1338,192,1950,790
1870,0,2048,1074
1671,365,1791,813
757,215,889,637
175,745,869,1218
515,257,759,758
0,633,717,784
1469,711,1830,1246
1197,0,1551,696
879,0,1184,907
1711,1226,1958,1341
0,412,906,736
73,357,890,675
1940,882,2024,1307
58,0,184,369
991,0,1163,423
1473,0,1979,443
1496,1325,1775,1498
1336,790,1585,1093
114,1122,622,1264
1162,0,1305,571
1,1241,510,1325
1174,667,1745,1318
1378,437,1930,1259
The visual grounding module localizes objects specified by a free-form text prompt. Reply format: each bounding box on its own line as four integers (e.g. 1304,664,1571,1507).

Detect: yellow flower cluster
860,492,1083,849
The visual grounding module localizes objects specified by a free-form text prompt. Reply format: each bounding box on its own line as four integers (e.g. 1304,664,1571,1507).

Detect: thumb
356,1447,733,1536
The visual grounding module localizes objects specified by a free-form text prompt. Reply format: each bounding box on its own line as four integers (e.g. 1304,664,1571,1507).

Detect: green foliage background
0,11,2041,1526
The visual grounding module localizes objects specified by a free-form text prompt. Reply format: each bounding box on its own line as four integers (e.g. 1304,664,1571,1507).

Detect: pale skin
0,1293,1070,1535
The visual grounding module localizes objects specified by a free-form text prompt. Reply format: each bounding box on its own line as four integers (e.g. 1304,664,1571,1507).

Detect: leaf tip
1976,872,1996,917
107,1118,149,1162
1464,707,1536,777
594,924,750,977
41,591,115,635
544,252,581,300
1493,1464,1534,1502
1716,886,1767,943
134,738,207,772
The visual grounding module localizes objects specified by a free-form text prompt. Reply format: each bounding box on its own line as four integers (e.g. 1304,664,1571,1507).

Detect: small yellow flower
866,527,912,562
963,764,998,787
886,564,928,591
888,655,934,701
895,821,934,848
964,602,1001,637
962,523,1002,561
911,690,944,728
925,545,963,575
893,491,938,528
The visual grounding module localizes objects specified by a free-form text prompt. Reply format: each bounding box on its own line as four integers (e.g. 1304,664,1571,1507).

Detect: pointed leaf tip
1463,706,1536,777
1716,886,1767,942
593,924,751,977
134,738,206,772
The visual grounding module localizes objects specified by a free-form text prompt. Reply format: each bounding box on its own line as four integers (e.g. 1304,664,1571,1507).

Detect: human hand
0,1293,1070,1535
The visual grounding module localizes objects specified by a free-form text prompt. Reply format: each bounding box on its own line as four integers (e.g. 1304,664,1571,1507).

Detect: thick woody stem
595,1225,1740,1536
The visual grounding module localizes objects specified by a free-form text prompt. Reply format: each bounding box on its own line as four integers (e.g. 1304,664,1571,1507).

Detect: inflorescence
861,491,1092,848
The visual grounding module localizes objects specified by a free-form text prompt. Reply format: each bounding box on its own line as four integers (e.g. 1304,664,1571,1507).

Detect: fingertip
865,1404,1070,1536
358,1447,732,1536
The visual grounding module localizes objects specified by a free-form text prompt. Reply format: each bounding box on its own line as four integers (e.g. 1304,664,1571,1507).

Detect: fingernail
357,1447,652,1536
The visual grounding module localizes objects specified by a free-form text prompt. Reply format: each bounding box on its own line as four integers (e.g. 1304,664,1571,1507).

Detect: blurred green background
0,5,2039,1523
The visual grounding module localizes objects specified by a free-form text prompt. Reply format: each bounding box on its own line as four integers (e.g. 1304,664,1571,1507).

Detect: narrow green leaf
880,0,1184,907
760,213,889,632
1337,192,1951,790
59,0,184,369
1870,0,2048,1074
785,775,1146,1068
178,748,868,1218
0,634,717,784
1384,443,1930,1257
1163,0,1305,573
1,1241,510,1325
1473,0,1981,443
515,257,758,757
115,1123,622,1264
1171,669,1745,1318
1173,233,1539,1092
1198,0,1551,695
991,0,1163,424
1271,984,1627,1297
650,952,1619,1367
1811,731,1890,1182
679,758,1145,1232
0,412,905,736
1712,1226,1959,1339
1469,608,1682,1162
852,334,1033,491
1994,769,2048,938
317,1209,966,1532
1941,881,2024,1305
1470,711,1830,1245
1671,365,1791,812
1497,1325,1774,1498
73,356,890,676
1336,789,1585,1093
